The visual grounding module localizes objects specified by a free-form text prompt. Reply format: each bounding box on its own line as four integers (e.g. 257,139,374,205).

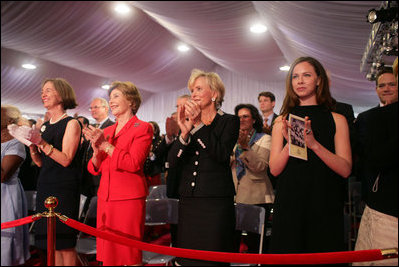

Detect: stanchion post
44,196,58,266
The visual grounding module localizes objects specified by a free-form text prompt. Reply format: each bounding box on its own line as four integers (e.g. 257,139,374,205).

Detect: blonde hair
109,81,142,115
187,69,225,108
1,104,22,125
393,57,398,81
41,78,78,110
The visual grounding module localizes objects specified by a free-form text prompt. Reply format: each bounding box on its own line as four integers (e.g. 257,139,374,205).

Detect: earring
211,97,216,102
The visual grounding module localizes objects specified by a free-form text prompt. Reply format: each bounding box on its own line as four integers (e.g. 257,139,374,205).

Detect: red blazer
88,115,153,201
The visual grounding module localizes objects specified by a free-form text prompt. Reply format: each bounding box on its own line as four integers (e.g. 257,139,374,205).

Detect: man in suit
85,97,114,196
157,94,189,248
257,91,278,135
353,66,397,266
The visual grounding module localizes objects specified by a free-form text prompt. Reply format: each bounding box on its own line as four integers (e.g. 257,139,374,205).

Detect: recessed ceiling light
114,3,131,14
279,65,290,71
177,44,190,52
250,24,267,34
101,84,110,90
22,63,37,70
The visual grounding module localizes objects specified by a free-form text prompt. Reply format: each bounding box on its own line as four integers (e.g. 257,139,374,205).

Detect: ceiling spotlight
22,63,37,70
177,44,190,52
279,65,290,71
114,3,131,15
250,24,267,34
367,7,398,24
101,84,110,90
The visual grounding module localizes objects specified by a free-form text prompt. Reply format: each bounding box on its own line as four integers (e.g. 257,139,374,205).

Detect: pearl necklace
49,113,67,124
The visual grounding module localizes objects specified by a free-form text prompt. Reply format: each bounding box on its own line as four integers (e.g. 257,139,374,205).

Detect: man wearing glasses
89,97,114,129
84,98,114,197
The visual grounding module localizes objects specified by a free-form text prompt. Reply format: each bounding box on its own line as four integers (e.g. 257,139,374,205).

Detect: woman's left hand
304,116,318,150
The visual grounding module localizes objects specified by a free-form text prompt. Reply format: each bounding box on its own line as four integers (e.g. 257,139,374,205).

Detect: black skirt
176,196,236,266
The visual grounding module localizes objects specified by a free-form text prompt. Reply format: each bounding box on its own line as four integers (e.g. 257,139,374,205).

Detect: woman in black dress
167,69,239,265
269,57,352,253
28,78,82,265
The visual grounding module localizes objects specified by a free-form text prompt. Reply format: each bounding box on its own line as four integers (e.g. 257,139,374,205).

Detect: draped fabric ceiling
1,1,387,125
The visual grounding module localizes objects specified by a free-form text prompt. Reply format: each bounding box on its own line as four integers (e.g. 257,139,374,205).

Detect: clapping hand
304,116,316,149
82,125,107,154
165,116,179,139
8,124,43,146
238,129,251,150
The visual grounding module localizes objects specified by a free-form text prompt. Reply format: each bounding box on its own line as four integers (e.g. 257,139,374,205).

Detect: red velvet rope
61,217,393,264
1,215,41,230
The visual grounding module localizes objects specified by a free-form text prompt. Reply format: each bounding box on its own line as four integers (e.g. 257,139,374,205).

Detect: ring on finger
306,129,312,134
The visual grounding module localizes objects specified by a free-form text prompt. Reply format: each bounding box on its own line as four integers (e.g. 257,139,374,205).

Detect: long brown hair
280,57,333,117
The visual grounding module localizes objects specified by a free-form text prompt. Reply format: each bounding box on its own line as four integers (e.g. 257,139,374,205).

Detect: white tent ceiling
1,1,391,122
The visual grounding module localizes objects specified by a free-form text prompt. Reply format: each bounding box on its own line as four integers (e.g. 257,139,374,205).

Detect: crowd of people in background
1,56,397,266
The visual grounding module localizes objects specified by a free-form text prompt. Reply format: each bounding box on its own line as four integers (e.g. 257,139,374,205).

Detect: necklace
49,113,67,124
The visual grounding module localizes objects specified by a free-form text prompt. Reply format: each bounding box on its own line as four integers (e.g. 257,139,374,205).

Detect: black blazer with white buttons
167,110,240,198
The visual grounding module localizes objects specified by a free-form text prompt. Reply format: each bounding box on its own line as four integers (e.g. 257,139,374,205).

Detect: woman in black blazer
167,69,240,266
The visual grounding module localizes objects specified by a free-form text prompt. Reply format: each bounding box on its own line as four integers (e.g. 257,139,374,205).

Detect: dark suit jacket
168,110,240,197
83,118,115,197
158,137,181,198
354,102,398,217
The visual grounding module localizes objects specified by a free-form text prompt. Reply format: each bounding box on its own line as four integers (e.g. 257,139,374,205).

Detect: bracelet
45,144,54,156
104,144,112,154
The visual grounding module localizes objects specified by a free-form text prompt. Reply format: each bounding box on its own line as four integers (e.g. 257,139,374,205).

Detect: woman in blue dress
1,104,30,266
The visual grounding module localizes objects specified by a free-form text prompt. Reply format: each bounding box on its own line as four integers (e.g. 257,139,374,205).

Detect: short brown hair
109,81,142,115
41,78,78,110
375,67,394,86
258,91,275,102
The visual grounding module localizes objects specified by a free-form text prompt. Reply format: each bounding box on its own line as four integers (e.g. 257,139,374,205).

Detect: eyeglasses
89,105,105,111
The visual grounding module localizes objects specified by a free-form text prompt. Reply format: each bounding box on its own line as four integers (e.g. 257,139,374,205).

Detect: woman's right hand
177,104,193,140
281,115,290,142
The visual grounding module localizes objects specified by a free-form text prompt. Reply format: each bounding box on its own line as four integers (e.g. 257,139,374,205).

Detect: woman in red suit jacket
84,81,153,266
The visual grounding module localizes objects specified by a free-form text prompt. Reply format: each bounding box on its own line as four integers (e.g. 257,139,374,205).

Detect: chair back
147,185,167,200
85,197,97,220
145,198,178,225
235,203,265,256
79,194,88,221
235,203,265,235
25,190,37,214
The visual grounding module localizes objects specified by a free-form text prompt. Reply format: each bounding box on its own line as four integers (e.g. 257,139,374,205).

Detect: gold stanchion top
44,196,58,212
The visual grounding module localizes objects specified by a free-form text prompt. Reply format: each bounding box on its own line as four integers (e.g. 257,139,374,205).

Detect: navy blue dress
270,105,346,253
35,116,81,250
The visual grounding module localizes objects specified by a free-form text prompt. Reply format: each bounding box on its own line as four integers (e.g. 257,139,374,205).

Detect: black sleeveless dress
270,105,346,253
35,116,81,250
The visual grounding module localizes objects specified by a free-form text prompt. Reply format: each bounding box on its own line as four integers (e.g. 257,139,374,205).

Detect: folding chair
232,203,266,266
142,198,179,265
79,194,88,221
24,190,37,246
147,184,167,200
76,196,97,266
